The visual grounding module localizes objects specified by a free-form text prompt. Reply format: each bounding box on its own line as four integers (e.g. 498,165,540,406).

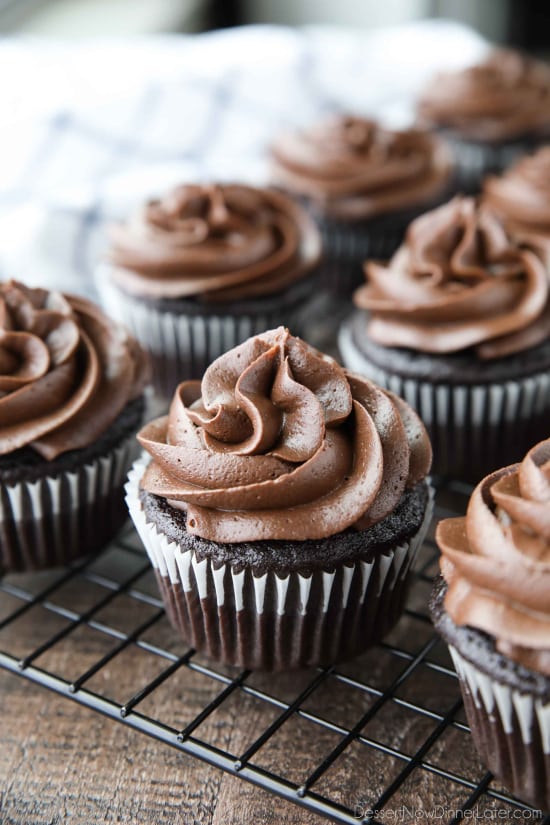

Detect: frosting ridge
0,280,146,459
354,196,550,360
484,148,550,255
437,438,550,676
108,184,321,302
138,327,432,542
271,115,453,220
418,49,550,142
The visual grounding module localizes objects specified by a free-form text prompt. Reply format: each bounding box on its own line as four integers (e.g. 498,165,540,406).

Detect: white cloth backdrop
0,21,487,297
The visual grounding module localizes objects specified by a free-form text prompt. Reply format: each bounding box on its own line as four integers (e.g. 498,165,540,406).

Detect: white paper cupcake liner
450,645,550,809
445,135,544,193
126,457,433,670
0,433,139,572
318,219,406,297
339,324,550,482
96,265,316,401
317,181,458,298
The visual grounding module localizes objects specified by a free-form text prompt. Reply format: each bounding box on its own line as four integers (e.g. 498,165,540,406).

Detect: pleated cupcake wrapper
316,184,458,298
126,457,434,670
450,645,550,809
445,135,544,193
318,218,406,297
96,265,313,401
339,325,550,481
0,434,139,572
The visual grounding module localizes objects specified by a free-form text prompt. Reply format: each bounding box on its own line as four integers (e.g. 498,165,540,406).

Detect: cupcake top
417,49,550,143
354,196,550,360
484,147,550,244
436,438,550,677
108,183,321,302
0,280,146,459
270,115,453,221
137,327,432,543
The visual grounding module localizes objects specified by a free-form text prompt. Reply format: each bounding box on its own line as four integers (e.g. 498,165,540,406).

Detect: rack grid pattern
0,482,547,824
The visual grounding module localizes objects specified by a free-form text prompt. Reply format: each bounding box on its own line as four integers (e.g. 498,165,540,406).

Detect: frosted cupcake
431,438,550,810
126,327,433,671
483,146,550,263
271,115,454,296
0,280,147,571
339,197,550,483
418,49,550,192
97,183,322,400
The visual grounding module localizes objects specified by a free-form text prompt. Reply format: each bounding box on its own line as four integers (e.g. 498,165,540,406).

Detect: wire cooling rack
0,481,547,825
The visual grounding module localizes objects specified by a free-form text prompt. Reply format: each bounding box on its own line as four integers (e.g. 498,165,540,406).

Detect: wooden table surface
0,560,330,825
1,669,327,825
0,513,527,825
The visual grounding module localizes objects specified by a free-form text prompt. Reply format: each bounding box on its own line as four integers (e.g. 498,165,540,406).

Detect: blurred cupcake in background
270,115,454,297
339,196,550,483
483,145,550,263
431,438,550,810
417,49,550,192
97,183,321,401
0,280,147,572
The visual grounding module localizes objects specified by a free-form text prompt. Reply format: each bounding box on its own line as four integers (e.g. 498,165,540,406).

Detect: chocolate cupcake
417,49,550,192
270,115,454,296
431,439,550,810
339,196,550,483
484,146,550,262
126,327,433,671
97,183,322,401
0,281,147,572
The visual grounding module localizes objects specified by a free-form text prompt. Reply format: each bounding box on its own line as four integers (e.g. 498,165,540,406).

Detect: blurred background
1,0,547,296
0,0,547,51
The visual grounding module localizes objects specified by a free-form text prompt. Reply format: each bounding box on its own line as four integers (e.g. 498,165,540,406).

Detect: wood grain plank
0,670,331,825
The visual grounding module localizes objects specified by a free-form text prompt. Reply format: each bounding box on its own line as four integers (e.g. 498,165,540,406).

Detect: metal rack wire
0,482,547,825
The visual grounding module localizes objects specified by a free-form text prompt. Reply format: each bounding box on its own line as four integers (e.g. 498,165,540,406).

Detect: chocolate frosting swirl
484,148,550,248
270,115,453,220
354,197,550,360
418,49,550,142
138,328,432,542
437,439,550,677
108,184,321,302
0,281,146,459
